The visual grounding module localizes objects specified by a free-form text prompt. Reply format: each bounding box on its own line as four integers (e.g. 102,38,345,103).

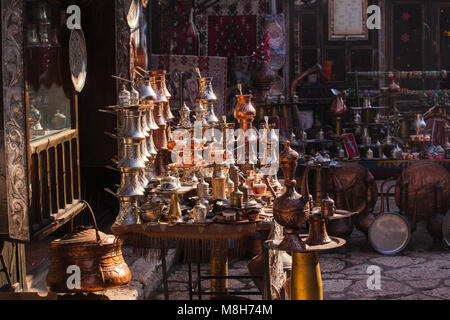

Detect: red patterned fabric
208,15,257,58
160,0,196,55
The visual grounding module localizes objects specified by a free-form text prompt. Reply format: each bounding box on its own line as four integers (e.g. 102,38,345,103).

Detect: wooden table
111,220,272,299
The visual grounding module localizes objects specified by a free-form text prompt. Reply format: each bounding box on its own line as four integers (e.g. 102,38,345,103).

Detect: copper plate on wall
69,28,87,93
126,0,140,30
369,212,411,255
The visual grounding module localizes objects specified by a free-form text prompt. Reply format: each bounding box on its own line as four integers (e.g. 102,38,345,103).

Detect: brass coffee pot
140,76,157,103
229,165,244,208
179,102,192,128
305,207,332,246
197,77,217,102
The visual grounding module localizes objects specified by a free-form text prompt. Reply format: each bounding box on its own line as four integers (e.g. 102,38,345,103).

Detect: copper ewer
47,202,131,293
271,142,310,252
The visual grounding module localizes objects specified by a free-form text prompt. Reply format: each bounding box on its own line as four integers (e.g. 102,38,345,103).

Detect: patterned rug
208,15,257,58
159,0,266,58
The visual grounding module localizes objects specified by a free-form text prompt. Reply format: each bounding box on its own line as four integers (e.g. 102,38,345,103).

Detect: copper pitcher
47,202,131,293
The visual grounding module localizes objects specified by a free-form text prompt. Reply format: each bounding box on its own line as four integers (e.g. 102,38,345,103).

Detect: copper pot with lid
46,202,131,293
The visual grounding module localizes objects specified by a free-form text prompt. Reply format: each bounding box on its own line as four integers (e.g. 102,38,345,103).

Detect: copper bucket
46,202,131,293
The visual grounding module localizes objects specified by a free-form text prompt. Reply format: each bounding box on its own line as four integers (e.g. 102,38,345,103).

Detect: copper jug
47,202,131,293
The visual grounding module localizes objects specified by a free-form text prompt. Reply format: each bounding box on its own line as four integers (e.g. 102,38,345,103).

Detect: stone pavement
26,180,449,300
150,181,449,300
150,223,449,300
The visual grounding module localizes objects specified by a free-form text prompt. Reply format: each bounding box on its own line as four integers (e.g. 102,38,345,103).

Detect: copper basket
46,202,131,293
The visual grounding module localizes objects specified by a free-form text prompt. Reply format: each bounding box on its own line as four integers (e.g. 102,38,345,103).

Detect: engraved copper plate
126,0,140,30
69,28,87,93
369,213,410,255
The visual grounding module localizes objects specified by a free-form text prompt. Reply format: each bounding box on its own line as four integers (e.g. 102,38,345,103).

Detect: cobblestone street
150,222,449,300
150,182,450,301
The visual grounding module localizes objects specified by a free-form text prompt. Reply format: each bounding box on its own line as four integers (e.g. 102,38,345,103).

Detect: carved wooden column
0,0,29,291
0,0,30,242
115,0,131,89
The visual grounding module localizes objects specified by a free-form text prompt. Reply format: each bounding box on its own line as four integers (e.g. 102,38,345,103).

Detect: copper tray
69,28,87,93
265,235,346,253
369,212,410,255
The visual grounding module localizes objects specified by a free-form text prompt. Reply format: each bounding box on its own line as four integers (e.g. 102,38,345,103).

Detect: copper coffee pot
269,141,310,251
305,207,332,246
152,70,175,122
152,76,168,150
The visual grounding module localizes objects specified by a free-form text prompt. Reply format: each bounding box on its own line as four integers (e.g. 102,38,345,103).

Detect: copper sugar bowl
233,94,256,132
272,141,310,251
46,205,131,292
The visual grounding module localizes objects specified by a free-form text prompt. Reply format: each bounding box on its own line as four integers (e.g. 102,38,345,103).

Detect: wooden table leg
263,246,272,300
210,239,228,297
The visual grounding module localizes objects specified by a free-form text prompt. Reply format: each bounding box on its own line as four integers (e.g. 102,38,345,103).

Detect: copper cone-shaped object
233,94,256,132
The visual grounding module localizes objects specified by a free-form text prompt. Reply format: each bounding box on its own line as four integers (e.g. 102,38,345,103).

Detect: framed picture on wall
329,0,368,41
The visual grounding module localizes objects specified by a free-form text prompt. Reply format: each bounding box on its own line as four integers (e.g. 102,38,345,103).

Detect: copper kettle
46,202,131,293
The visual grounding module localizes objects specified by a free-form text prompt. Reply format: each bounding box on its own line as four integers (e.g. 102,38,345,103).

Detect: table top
265,235,346,253
111,219,272,241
